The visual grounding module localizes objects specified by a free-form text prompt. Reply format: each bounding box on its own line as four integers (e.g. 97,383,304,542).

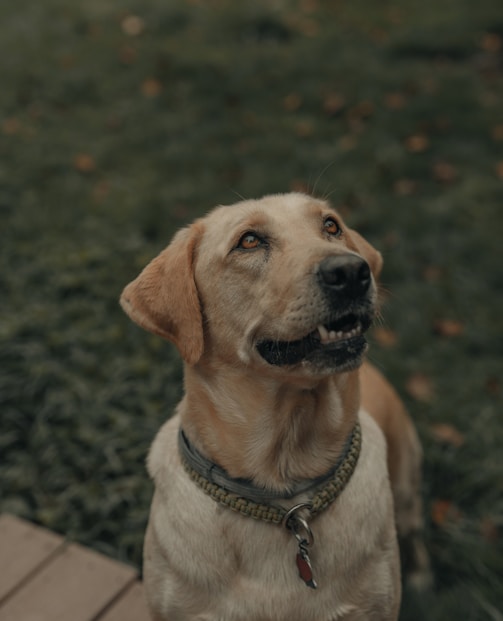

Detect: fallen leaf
405,134,429,153
301,0,319,13
296,18,319,37
431,499,461,527
2,118,20,135
141,78,162,98
485,376,500,396
430,423,465,448
433,319,464,337
283,93,302,111
373,327,398,348
480,33,502,53
369,28,389,44
480,517,499,543
406,373,435,403
382,231,399,248
337,135,357,151
73,153,96,174
384,92,407,110
323,93,346,116
491,125,503,141
92,180,109,203
347,101,374,122
422,265,443,282
121,15,145,36
393,178,417,196
433,161,458,183
295,120,314,137
119,45,137,64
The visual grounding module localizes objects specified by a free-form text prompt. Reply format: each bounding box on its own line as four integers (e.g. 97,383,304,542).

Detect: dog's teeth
318,321,363,345
317,325,329,343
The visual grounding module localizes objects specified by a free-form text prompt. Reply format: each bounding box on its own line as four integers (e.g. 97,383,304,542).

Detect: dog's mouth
256,312,372,370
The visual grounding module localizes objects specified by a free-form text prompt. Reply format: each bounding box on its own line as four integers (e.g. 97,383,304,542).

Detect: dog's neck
179,364,360,491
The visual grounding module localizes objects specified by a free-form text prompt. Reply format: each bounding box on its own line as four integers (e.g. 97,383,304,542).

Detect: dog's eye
324,217,341,237
237,232,262,250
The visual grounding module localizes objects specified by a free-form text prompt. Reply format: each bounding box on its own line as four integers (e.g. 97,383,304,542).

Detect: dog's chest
146,412,398,621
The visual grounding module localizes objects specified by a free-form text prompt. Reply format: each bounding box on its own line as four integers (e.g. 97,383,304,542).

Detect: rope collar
178,421,362,526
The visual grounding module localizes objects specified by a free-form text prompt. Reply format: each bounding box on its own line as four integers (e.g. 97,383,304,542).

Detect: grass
1,0,502,618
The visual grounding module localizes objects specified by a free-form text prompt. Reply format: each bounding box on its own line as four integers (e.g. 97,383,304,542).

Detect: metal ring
282,503,314,547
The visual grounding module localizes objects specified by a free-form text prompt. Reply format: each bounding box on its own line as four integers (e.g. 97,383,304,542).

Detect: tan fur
121,193,429,621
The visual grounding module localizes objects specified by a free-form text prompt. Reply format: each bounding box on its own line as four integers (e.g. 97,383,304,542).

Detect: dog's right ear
120,223,204,365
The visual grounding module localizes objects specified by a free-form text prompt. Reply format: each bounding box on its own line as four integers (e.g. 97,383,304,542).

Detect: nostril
319,255,371,295
358,262,371,285
327,266,348,289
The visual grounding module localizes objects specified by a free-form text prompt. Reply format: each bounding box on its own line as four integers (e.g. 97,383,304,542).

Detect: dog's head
120,193,382,377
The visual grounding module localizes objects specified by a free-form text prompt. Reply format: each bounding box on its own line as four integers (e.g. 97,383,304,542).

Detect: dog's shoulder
358,407,388,464
146,413,181,485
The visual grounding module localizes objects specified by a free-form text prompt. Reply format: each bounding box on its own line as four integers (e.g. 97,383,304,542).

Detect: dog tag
296,540,317,589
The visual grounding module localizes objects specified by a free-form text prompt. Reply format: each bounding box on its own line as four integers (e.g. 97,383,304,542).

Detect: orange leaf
295,120,314,137
283,93,302,112
121,15,145,36
430,423,465,448
323,93,346,116
433,161,458,183
491,125,503,141
433,319,464,337
393,178,417,196
422,265,443,282
480,33,502,53
384,92,406,110
119,45,137,65
431,499,461,527
405,134,429,153
373,327,398,348
3,118,20,135
480,517,499,543
141,78,162,98
486,376,500,396
406,373,435,403
73,153,96,174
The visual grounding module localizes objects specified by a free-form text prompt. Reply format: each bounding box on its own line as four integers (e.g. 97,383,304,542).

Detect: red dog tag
296,545,317,589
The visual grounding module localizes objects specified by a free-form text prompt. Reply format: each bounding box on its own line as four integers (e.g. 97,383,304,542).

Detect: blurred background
0,0,502,618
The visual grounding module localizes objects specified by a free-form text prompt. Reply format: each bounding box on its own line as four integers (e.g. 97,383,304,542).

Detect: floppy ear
346,229,383,279
120,223,204,365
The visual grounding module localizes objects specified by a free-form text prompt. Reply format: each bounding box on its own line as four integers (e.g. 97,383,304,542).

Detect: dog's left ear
120,223,204,365
346,229,383,279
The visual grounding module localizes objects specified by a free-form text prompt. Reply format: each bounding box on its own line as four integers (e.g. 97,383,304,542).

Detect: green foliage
1,0,502,617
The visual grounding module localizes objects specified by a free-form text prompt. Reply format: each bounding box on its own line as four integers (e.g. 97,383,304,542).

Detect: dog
120,193,429,621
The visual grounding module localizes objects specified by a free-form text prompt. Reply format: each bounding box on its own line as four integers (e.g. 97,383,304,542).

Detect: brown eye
238,233,261,249
324,217,341,236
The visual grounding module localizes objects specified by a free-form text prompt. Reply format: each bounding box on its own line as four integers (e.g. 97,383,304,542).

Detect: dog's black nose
318,255,371,297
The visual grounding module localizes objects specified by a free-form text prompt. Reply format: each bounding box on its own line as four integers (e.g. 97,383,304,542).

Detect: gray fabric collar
178,424,360,504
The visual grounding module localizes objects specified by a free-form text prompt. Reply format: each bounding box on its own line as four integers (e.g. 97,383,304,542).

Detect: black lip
256,311,372,368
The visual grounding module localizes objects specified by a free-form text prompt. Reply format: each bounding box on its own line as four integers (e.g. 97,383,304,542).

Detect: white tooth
336,331,344,339
318,325,329,343
329,331,336,340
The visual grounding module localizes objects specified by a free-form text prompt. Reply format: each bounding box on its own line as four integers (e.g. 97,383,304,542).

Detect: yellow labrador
121,193,429,621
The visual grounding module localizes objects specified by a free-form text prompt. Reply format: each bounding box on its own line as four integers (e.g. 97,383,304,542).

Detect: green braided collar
178,421,362,525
